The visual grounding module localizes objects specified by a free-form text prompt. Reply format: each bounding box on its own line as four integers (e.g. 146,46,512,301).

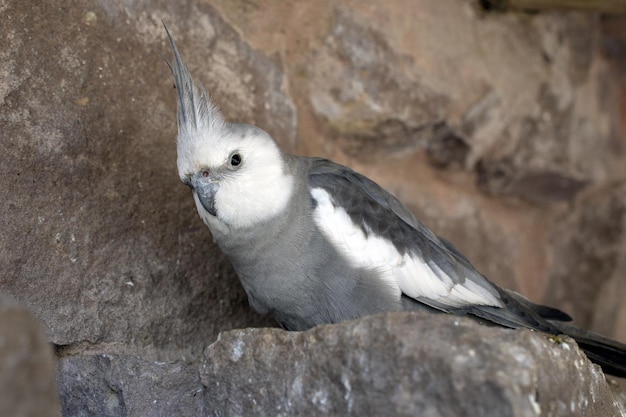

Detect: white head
164,26,294,231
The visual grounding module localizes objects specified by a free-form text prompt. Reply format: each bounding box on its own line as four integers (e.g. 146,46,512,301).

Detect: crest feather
163,24,224,137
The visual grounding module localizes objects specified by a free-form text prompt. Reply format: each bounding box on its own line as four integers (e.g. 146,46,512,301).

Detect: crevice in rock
53,341,156,360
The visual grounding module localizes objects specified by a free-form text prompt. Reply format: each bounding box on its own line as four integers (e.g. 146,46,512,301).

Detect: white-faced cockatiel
163,26,626,377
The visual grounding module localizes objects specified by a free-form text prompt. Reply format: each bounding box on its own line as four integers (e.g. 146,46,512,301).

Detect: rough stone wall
1,0,626,414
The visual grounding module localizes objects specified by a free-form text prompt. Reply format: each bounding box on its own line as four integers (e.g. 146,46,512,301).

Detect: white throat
214,165,295,230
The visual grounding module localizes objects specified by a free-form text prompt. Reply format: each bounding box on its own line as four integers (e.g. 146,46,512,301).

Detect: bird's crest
162,24,225,141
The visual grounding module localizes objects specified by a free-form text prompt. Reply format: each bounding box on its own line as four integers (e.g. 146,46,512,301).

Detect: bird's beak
190,173,220,217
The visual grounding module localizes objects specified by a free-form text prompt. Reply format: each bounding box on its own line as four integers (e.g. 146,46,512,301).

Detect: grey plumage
163,25,626,377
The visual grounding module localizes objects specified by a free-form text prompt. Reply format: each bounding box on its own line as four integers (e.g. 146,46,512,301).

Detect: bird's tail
550,321,626,378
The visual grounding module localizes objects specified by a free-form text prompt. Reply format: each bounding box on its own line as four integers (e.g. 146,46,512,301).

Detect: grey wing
307,158,502,309
307,158,569,332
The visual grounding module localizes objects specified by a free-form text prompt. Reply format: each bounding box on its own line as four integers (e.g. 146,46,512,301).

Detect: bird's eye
201,169,210,178
229,153,242,168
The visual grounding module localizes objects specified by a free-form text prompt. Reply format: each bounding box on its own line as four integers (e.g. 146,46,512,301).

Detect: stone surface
56,354,205,417
55,313,626,416
201,312,623,417
545,184,626,326
0,295,60,417
301,1,624,192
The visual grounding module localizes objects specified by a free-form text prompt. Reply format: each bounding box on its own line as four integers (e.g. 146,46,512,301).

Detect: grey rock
466,14,622,202
593,233,626,344
309,7,448,159
0,295,60,417
545,184,626,326
56,354,205,417
201,312,623,417
476,161,589,205
426,122,471,169
306,3,622,203
54,315,626,417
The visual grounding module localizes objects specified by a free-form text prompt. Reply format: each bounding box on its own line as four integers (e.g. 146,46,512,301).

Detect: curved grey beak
190,173,219,217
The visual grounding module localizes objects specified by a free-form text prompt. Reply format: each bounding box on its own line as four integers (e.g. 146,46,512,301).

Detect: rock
610,380,626,415
56,354,205,417
54,313,626,417
0,295,60,417
308,6,448,160
303,2,623,199
426,122,471,169
202,312,622,417
544,184,626,325
589,189,626,345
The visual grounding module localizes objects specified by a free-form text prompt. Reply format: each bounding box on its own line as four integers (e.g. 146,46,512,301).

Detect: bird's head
164,27,294,230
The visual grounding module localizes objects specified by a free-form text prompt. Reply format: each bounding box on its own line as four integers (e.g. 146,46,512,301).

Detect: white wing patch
310,187,502,308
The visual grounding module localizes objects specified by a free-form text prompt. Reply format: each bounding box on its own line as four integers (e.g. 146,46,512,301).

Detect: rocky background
2,0,626,415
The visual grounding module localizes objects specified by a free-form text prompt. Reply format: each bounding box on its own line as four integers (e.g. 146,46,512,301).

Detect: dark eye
229,153,242,168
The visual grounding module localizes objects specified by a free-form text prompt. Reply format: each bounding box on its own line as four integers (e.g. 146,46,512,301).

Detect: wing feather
308,158,503,309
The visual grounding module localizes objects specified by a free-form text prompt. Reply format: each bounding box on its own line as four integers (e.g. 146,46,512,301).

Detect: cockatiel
163,26,626,377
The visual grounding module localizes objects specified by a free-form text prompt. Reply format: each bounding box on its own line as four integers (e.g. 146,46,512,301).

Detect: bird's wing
307,158,504,310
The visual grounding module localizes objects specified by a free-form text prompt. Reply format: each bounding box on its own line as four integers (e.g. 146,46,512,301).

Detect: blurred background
1,0,626,412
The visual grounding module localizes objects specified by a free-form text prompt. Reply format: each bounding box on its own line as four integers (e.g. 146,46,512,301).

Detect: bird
162,25,626,377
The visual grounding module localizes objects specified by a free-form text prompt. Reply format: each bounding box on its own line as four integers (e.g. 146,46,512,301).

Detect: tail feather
505,290,572,322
